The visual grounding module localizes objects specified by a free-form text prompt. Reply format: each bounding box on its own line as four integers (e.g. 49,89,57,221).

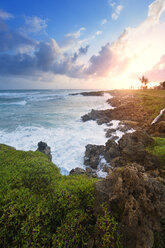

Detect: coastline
0,89,165,248
69,89,165,178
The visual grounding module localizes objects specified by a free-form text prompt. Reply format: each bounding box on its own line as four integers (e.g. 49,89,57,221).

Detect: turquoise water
0,89,111,174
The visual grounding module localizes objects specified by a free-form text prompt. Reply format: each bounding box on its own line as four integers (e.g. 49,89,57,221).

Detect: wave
28,93,69,102
1,100,27,106
0,120,108,173
0,92,40,97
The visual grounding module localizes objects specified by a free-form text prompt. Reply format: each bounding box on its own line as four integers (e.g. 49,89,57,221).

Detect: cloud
23,16,48,33
1,0,165,87
86,43,130,77
85,0,165,81
101,19,107,25
0,9,13,20
146,54,165,81
96,30,102,35
66,27,85,39
0,38,85,78
108,1,115,7
0,20,36,52
148,0,165,23
72,45,90,62
112,5,123,20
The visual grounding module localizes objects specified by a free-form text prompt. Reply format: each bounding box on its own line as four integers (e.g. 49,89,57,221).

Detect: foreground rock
84,131,159,173
148,121,165,138
69,167,86,175
69,167,97,178
37,141,52,161
117,130,158,170
84,144,105,169
94,163,165,248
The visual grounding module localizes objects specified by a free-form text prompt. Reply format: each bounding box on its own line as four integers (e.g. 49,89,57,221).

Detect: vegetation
139,76,149,89
153,219,165,248
146,137,165,167
136,90,165,121
0,144,98,247
95,204,122,248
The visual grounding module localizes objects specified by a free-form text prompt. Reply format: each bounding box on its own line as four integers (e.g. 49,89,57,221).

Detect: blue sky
0,0,165,89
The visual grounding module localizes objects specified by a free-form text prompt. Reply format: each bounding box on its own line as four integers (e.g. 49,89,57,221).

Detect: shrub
0,144,97,247
95,203,122,248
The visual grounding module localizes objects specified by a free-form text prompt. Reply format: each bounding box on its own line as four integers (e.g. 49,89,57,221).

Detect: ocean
0,89,112,174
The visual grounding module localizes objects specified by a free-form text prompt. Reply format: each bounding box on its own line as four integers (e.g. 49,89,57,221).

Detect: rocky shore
69,89,165,247
82,90,165,136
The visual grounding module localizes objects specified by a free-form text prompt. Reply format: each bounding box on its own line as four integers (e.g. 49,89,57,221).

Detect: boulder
37,141,52,161
69,167,86,175
85,167,97,178
94,163,165,248
84,144,105,169
81,109,111,124
69,167,97,178
105,128,116,138
149,121,165,137
104,139,120,162
118,131,158,170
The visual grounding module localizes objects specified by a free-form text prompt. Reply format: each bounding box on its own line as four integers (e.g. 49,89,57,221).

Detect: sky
0,0,165,89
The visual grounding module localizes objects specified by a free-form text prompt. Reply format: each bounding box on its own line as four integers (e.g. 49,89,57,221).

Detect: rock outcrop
70,91,104,96
148,121,165,138
69,167,86,175
94,163,165,248
84,131,159,173
84,144,105,169
117,130,158,170
69,167,97,178
37,141,52,161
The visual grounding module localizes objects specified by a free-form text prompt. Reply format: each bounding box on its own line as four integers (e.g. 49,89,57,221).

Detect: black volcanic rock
37,141,52,161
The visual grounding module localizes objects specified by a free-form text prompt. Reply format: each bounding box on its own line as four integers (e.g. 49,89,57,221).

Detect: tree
161,81,165,89
139,76,149,89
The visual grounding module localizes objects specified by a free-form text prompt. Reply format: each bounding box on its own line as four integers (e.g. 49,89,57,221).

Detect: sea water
0,89,111,174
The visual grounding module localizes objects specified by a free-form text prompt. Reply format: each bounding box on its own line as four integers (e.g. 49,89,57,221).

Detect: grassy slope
146,137,165,168
0,144,97,247
134,90,165,121
121,89,165,122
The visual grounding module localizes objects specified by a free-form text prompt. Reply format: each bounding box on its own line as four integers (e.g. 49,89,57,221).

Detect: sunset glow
0,0,165,89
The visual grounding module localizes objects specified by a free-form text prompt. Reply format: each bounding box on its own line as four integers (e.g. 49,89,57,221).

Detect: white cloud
112,5,123,20
24,16,48,33
96,30,102,35
108,1,115,7
66,27,85,39
0,9,13,20
86,0,165,83
112,13,118,20
101,19,107,25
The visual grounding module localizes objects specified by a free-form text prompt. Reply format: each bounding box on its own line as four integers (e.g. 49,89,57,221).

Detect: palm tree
139,76,149,89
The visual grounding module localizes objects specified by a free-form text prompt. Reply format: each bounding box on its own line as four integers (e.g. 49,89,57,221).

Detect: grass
135,90,165,121
146,137,165,167
109,89,165,122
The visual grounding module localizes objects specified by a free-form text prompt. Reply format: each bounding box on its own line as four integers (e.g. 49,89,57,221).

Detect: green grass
0,144,98,247
146,137,165,167
110,89,165,122
135,90,165,121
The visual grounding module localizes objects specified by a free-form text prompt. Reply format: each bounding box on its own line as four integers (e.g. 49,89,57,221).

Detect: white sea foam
96,155,110,178
0,90,115,175
0,120,108,173
107,120,135,142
